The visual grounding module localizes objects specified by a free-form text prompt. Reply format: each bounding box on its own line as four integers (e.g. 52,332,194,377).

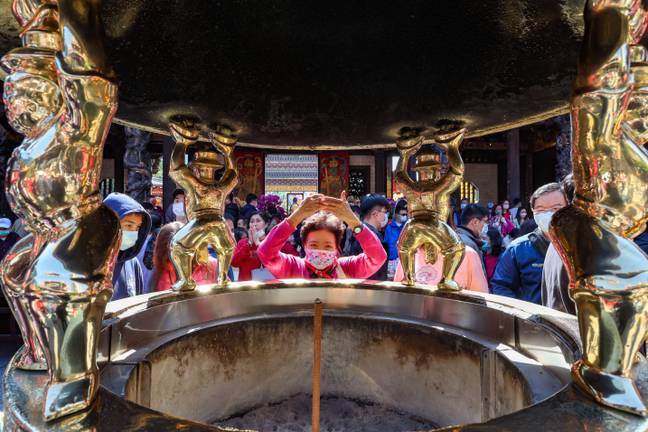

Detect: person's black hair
142,202,154,210
234,227,247,243
245,193,258,204
519,219,538,236
486,228,504,257
561,173,575,204
394,199,408,214
150,213,162,230
224,213,236,223
172,188,185,199
227,192,234,201
516,207,530,225
248,211,270,231
512,198,521,207
360,194,390,220
460,204,488,226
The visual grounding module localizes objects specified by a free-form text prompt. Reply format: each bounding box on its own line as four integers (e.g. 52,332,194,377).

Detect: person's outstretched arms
258,194,325,278
321,192,387,278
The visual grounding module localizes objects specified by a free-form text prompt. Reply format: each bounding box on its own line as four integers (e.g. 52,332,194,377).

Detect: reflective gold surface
168,121,238,291
0,0,121,422
395,128,466,290
550,0,648,416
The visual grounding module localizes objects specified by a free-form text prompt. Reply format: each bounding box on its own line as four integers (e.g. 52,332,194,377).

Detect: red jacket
232,237,298,281
154,258,219,291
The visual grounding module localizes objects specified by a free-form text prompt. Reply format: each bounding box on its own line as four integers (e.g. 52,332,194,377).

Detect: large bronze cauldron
0,0,588,148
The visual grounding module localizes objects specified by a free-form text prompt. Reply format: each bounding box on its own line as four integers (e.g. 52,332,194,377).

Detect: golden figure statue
0,0,61,373
395,127,466,290
0,0,121,421
550,0,648,416
168,121,238,290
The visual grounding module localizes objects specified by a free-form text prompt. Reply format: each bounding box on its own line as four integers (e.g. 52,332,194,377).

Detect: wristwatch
352,224,364,235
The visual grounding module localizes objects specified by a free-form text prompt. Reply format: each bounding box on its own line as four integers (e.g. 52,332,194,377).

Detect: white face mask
381,213,389,228
172,202,185,216
120,230,138,251
305,248,337,270
397,215,408,224
534,211,554,234
480,223,489,237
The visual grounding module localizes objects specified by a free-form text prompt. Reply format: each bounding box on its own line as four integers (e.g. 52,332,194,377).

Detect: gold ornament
395,128,466,290
550,0,648,416
0,0,121,421
168,121,238,290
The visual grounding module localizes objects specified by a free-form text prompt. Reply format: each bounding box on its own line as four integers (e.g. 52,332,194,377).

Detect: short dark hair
224,213,235,223
300,211,344,247
246,193,258,204
234,227,247,243
360,195,390,220
394,199,408,214
530,182,564,209
561,174,575,204
460,204,488,226
172,188,185,199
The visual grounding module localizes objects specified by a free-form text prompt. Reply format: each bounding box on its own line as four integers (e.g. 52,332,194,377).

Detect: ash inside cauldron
213,393,437,432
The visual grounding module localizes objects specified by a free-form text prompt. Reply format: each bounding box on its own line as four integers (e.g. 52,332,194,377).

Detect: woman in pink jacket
257,193,387,279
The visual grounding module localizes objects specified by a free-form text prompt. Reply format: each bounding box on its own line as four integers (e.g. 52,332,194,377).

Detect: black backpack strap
528,229,550,257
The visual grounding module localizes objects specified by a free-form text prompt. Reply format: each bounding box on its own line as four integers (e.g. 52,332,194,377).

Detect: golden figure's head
189,143,224,183
624,45,648,144
1,49,62,137
413,151,442,182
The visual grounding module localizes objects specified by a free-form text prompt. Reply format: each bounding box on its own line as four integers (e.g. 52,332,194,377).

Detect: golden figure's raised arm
395,130,425,193
208,127,238,190
432,128,465,193
58,0,114,78
168,121,201,190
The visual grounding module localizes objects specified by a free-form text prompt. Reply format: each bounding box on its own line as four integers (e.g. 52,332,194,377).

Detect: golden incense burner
0,0,647,430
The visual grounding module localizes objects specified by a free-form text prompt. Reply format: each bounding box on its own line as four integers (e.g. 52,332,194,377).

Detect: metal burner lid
0,0,589,149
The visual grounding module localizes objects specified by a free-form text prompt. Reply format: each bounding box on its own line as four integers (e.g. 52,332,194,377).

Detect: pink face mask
305,248,337,270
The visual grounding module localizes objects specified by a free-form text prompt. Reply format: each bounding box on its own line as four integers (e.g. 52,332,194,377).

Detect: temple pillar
506,129,520,201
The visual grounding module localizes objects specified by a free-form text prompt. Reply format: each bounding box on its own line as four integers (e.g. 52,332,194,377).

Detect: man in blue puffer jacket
490,183,567,304
104,193,152,301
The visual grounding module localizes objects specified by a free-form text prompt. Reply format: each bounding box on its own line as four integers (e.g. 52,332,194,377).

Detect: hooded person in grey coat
104,193,152,300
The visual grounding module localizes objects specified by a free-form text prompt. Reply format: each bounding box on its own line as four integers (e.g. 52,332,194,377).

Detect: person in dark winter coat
455,204,489,273
384,200,408,261
104,193,152,301
491,183,566,304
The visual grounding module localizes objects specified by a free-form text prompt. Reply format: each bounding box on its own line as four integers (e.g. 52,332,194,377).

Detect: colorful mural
235,151,264,199
319,153,349,198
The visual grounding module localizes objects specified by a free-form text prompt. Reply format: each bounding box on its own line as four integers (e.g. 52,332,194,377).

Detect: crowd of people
0,179,646,317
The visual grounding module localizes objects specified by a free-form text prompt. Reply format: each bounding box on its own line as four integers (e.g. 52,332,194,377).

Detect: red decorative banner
319,152,349,198
234,151,264,200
